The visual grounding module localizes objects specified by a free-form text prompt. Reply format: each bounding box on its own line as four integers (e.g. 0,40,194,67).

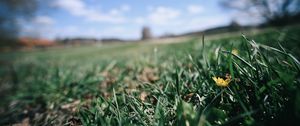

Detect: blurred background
1,0,299,49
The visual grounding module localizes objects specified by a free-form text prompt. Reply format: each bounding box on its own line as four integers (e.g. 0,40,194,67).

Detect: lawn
0,26,300,125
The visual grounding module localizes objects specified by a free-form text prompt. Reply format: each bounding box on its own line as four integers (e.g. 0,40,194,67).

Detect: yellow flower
232,49,238,55
212,77,231,87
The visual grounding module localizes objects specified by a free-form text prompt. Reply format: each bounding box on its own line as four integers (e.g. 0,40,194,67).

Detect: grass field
0,26,300,125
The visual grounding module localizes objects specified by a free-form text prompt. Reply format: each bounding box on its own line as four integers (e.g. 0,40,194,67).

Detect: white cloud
120,4,131,12
145,15,232,36
148,6,181,25
33,16,55,25
52,0,128,23
52,26,138,39
62,26,79,34
100,27,126,36
109,9,121,15
147,6,154,11
20,15,56,38
50,26,92,38
232,12,264,25
187,5,204,14
100,27,138,39
182,16,231,31
134,17,145,24
80,27,137,39
109,4,131,16
52,0,87,16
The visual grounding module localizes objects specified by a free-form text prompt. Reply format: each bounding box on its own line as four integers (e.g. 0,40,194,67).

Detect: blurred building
141,27,152,40
18,37,55,48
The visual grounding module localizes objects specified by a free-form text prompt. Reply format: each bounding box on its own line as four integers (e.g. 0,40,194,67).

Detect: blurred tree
221,0,300,26
229,20,241,30
0,0,37,47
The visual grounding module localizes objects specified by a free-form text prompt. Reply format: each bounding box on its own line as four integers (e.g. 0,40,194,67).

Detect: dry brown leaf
138,67,159,82
184,93,194,102
99,71,117,94
12,117,30,126
188,63,193,69
225,73,232,80
102,92,112,99
61,100,80,112
140,91,148,102
100,71,109,77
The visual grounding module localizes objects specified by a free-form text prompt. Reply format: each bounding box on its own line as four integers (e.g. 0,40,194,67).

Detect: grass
0,26,300,125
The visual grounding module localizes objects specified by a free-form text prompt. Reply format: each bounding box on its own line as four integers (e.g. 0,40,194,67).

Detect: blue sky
20,0,261,40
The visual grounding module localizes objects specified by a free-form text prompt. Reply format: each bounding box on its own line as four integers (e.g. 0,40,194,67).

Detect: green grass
0,26,300,125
